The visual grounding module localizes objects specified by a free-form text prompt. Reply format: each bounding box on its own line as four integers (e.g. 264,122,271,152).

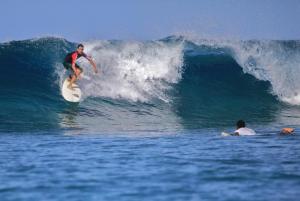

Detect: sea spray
76,40,184,102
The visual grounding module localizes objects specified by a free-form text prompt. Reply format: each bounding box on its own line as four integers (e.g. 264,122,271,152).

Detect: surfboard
61,78,82,102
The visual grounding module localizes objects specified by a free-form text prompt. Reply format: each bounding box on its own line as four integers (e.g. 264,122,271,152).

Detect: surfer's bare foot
67,84,74,90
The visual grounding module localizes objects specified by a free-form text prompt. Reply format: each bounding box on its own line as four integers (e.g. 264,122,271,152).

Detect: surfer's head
77,44,84,54
236,120,246,129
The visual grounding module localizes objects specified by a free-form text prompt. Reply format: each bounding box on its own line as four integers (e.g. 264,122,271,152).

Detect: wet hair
236,120,246,128
77,44,84,49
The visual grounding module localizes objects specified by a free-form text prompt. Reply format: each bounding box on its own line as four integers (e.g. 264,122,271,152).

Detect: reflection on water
56,94,300,135
59,103,80,127
58,98,183,134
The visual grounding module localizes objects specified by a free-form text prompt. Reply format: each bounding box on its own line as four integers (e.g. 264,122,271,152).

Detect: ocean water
0,36,300,200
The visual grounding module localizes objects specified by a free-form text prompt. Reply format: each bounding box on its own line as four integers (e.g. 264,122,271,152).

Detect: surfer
233,120,256,135
63,44,98,90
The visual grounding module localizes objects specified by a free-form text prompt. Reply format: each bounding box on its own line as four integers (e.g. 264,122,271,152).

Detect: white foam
75,40,184,102
55,36,300,105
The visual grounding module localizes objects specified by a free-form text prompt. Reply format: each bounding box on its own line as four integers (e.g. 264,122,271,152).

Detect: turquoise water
1,36,300,200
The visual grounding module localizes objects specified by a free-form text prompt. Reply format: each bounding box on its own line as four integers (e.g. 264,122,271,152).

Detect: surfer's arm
86,56,98,73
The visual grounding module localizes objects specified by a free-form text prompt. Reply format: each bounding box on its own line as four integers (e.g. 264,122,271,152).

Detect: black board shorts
63,61,83,73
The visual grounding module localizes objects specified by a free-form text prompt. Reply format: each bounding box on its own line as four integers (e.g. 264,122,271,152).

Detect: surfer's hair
236,120,246,128
77,44,84,48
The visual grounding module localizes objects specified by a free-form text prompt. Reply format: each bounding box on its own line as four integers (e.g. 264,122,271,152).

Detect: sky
1,0,300,42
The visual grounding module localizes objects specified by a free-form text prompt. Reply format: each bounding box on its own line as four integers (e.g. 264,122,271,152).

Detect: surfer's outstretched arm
87,57,98,74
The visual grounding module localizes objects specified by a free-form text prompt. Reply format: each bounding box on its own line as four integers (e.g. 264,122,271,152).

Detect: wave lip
183,36,300,105
73,40,184,102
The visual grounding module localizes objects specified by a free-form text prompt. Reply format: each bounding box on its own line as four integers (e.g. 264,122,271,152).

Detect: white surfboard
61,78,82,102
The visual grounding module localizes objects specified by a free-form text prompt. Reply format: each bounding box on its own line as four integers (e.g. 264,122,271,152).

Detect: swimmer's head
236,120,246,129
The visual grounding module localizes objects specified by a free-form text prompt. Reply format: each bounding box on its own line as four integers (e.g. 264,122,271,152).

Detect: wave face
1,36,300,132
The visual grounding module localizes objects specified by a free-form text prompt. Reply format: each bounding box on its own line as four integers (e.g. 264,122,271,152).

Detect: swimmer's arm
222,132,239,136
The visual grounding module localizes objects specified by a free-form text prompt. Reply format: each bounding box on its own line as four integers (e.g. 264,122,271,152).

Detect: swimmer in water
233,120,256,136
222,120,256,136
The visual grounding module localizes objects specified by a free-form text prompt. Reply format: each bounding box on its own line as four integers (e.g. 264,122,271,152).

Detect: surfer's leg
75,68,82,78
67,64,83,90
75,64,83,79
68,74,76,90
67,66,82,90
67,66,77,90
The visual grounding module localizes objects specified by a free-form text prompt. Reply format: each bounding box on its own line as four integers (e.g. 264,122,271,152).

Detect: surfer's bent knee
75,65,83,74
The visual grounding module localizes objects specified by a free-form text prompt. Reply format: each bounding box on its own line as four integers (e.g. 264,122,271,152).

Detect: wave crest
184,36,300,105
75,40,184,102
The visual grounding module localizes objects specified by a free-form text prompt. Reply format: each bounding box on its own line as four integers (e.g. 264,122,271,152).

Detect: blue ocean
1,36,300,200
